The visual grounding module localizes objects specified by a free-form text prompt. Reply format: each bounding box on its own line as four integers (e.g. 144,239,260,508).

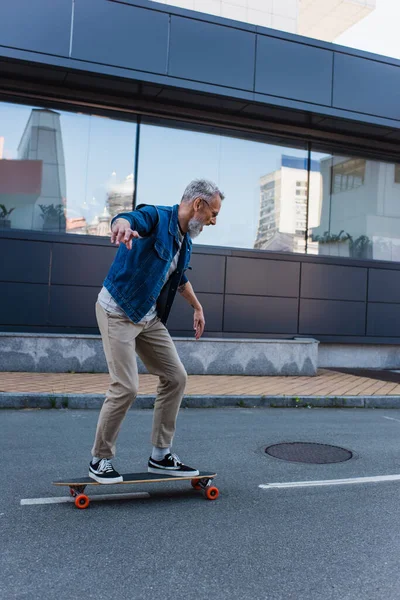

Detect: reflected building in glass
310,155,400,262
18,109,66,233
0,108,67,232
87,206,112,237
255,156,320,254
106,172,134,219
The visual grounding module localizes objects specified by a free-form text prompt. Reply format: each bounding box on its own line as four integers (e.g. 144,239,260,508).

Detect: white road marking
20,492,150,506
259,474,400,490
383,416,400,424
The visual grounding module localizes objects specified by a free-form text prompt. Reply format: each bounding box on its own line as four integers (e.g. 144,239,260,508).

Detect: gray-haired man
89,180,224,483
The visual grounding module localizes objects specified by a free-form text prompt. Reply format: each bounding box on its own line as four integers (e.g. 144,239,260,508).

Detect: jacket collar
169,204,179,237
170,204,192,249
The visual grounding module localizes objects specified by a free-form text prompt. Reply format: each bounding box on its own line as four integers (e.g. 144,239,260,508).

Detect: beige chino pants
92,302,187,458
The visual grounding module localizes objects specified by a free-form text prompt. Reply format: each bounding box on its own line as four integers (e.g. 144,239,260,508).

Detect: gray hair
181,179,225,204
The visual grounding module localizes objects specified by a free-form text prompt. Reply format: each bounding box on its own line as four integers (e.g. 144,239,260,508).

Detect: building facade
1,0,400,345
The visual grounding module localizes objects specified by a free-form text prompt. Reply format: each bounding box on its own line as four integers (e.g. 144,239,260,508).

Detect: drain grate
265,442,352,464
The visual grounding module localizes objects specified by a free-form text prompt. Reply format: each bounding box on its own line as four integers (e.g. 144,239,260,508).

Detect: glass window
0,102,136,236
331,158,366,194
137,121,308,253
308,151,400,262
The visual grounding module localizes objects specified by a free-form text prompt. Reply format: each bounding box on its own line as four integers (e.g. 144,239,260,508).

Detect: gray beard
188,218,203,239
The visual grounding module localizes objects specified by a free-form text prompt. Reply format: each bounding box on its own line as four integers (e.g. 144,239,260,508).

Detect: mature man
89,179,224,483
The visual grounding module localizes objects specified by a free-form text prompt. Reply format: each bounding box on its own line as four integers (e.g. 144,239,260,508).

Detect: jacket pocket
154,239,171,262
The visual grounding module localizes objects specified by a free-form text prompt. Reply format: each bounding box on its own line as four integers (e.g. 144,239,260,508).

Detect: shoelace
169,453,182,467
98,458,114,473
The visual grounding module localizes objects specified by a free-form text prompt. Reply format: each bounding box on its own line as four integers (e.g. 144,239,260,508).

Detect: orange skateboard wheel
205,486,219,500
75,494,90,509
191,479,202,490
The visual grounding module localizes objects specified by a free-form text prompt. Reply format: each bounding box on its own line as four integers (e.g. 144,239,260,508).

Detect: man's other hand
111,218,141,250
194,308,205,340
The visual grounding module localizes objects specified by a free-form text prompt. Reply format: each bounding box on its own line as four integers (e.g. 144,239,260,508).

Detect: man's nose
210,217,217,225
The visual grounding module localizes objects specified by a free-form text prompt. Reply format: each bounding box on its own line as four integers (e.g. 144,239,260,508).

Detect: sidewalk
2,368,400,409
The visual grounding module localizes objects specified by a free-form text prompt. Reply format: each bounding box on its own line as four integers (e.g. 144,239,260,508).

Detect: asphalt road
2,407,400,600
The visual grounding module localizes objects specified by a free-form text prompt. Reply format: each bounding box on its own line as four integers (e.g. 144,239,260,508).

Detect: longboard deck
53,471,216,487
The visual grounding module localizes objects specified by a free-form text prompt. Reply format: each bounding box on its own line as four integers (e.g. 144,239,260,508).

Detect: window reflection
331,158,366,194
0,103,136,236
309,151,400,262
4,100,400,264
256,156,314,254
138,122,308,251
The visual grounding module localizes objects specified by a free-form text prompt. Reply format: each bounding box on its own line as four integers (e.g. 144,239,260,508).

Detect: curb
2,392,400,409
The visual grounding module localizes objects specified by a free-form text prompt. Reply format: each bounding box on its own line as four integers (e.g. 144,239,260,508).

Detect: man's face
188,193,222,239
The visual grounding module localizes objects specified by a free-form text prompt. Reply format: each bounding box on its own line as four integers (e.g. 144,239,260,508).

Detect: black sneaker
148,453,199,476
89,458,123,484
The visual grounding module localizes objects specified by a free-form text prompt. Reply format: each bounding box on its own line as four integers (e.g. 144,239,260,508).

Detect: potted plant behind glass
311,230,351,257
0,204,15,229
39,204,66,232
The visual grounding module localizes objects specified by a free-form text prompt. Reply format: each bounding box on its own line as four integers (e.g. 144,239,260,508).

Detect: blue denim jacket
103,204,192,324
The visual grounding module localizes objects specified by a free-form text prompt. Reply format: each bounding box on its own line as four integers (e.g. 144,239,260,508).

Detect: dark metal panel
228,246,400,269
299,299,365,335
167,293,223,332
224,295,298,333
313,115,393,139
51,243,116,286
367,303,400,337
0,238,50,284
226,257,299,297
241,101,313,125
49,285,99,327
333,53,400,121
255,35,333,105
1,282,48,325
64,71,141,95
188,254,225,294
156,87,249,112
0,0,71,56
168,16,255,90
111,0,256,31
301,263,367,301
368,269,400,303
72,0,169,74
51,244,224,290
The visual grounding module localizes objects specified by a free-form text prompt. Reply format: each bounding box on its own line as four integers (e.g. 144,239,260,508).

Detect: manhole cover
265,442,352,464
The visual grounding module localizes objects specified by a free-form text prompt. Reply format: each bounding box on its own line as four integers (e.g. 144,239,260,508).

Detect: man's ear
193,197,202,212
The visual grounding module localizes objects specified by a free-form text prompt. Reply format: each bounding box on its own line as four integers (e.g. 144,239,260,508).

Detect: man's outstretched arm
110,205,158,249
178,281,205,340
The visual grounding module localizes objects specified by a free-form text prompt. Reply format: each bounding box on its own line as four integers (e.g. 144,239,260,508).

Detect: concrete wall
319,344,400,370
3,333,400,374
0,333,318,375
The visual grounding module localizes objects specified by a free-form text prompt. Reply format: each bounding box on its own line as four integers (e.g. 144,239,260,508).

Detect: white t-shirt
98,230,184,323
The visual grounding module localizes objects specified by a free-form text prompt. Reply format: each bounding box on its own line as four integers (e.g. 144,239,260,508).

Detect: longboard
53,471,218,509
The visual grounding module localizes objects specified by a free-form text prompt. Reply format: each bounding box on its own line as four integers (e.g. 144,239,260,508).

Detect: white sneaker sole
88,471,123,484
148,467,200,477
